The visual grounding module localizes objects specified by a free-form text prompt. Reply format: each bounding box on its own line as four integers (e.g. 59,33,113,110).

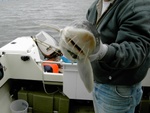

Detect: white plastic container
10,99,28,113
63,63,93,100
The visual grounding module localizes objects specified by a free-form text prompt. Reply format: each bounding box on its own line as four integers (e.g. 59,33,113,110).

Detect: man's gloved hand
89,40,108,61
74,21,108,61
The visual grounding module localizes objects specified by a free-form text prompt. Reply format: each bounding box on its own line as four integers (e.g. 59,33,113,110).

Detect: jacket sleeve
102,9,150,69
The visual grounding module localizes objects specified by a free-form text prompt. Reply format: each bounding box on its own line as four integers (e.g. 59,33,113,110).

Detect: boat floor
10,79,94,113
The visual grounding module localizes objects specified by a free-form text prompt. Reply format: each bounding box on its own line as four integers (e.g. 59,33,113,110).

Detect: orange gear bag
43,61,59,73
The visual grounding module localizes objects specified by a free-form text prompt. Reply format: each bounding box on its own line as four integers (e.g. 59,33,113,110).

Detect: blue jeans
93,82,143,113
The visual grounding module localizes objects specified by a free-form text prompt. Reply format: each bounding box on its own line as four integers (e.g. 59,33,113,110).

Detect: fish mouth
68,38,84,55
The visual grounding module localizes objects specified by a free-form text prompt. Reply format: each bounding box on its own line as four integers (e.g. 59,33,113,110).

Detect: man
85,0,150,113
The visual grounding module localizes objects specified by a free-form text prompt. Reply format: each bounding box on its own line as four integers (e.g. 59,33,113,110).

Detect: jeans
93,82,143,113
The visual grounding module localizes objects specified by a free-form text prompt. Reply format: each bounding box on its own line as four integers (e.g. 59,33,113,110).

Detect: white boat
0,31,149,113
0,31,93,113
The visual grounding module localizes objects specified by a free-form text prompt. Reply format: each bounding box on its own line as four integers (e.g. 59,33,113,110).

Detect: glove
74,21,108,61
89,40,108,61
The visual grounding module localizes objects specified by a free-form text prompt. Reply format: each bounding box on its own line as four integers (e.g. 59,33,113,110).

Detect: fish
41,21,96,92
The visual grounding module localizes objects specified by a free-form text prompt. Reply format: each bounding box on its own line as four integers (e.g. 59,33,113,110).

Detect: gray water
0,0,93,47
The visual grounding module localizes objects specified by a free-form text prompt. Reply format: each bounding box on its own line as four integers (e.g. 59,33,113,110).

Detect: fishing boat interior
0,31,149,113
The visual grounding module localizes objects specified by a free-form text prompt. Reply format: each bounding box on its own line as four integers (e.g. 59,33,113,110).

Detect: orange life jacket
42,60,59,73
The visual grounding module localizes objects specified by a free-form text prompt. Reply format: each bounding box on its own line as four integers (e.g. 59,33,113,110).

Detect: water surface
0,0,93,47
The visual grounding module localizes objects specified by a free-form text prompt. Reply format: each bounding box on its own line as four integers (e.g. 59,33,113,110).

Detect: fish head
59,26,96,62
